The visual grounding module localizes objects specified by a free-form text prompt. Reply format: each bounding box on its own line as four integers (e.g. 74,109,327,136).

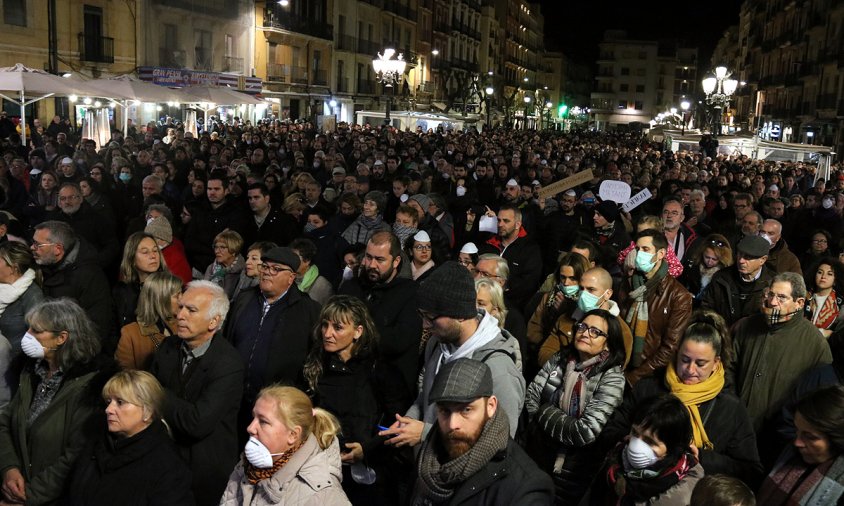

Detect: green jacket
729,313,832,432
0,361,105,505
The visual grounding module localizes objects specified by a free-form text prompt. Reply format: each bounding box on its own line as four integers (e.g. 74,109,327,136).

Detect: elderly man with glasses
223,246,321,436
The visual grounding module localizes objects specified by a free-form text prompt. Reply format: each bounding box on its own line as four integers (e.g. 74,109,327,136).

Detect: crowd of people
0,115,842,505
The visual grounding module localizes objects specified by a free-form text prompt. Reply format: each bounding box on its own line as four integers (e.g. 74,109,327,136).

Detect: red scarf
808,289,840,330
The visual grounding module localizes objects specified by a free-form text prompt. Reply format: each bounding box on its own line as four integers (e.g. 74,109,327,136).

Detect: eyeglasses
763,289,794,304
812,238,828,244
573,322,608,339
458,259,473,267
709,239,726,248
413,244,432,252
259,263,294,275
31,241,55,249
58,195,80,202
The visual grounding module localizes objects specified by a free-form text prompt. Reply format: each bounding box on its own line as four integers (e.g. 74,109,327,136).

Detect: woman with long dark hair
525,308,627,504
804,257,844,338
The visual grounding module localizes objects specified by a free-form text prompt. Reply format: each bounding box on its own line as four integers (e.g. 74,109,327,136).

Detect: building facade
590,30,698,131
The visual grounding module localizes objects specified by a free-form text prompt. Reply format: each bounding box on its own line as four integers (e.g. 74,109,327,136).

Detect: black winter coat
699,265,776,327
41,239,113,342
412,439,554,506
183,198,250,271
602,368,763,484
149,335,244,506
338,275,421,402
48,201,120,270
64,421,195,506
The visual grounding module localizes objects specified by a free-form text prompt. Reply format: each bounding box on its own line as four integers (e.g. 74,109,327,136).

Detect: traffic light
558,104,568,118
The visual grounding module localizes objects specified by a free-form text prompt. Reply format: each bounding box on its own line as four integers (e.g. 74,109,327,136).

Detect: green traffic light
558,104,568,118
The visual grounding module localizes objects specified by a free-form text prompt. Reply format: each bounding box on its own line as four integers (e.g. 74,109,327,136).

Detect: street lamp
544,100,552,130
701,66,738,136
372,48,406,127
523,95,531,130
328,98,337,129
680,100,690,135
484,86,494,130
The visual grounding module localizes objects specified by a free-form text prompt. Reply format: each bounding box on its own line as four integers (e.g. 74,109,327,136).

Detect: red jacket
162,238,192,285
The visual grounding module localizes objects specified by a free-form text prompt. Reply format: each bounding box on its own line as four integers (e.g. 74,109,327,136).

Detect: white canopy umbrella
84,75,192,137
0,63,101,146
181,85,264,130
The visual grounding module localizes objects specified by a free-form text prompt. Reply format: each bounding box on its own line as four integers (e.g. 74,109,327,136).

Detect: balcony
817,94,838,109
78,33,114,64
357,79,376,94
337,77,350,93
263,7,333,41
357,39,379,57
267,63,289,82
159,47,186,68
154,0,238,18
195,47,212,71
223,56,243,73
291,66,308,84
336,34,356,52
383,0,416,20
433,19,450,34
313,69,328,86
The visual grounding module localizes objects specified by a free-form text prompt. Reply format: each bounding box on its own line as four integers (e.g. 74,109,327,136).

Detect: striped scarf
758,449,844,506
625,261,668,368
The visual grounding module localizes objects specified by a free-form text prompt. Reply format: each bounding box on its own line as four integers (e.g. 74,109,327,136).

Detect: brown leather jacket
619,272,693,385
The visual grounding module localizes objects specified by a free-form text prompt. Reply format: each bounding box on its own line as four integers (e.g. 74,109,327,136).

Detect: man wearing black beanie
379,261,525,446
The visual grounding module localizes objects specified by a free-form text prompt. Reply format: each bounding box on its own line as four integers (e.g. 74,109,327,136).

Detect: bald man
760,219,802,276
538,267,633,368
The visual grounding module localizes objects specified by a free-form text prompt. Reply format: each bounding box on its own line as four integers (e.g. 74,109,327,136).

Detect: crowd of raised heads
0,115,843,505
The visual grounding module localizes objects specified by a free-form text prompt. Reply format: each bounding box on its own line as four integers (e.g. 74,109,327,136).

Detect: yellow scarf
664,361,724,450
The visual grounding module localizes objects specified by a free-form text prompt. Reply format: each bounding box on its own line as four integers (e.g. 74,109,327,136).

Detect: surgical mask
577,289,608,313
303,222,317,233
350,462,377,485
635,250,657,273
456,186,466,197
623,437,659,470
466,163,473,169
21,332,46,359
562,284,580,298
313,162,321,168
823,198,834,209
119,173,132,183
342,265,354,281
244,436,284,469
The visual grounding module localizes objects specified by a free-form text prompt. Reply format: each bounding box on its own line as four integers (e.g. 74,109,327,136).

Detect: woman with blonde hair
65,370,194,505
203,229,245,301
115,272,182,371
220,385,351,506
475,277,508,330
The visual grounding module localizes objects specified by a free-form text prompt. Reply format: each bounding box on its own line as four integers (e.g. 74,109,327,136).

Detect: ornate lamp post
680,100,690,135
484,85,494,130
372,48,406,127
701,66,738,136
523,95,531,130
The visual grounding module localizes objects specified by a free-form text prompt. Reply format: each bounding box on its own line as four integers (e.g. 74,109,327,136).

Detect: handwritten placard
622,188,653,212
537,169,594,199
599,180,631,203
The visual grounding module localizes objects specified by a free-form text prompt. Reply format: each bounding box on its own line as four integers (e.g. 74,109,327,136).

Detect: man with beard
540,189,591,270
411,358,553,505
338,230,421,400
381,262,524,447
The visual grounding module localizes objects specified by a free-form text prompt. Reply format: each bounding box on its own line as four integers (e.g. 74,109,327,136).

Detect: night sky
536,0,744,70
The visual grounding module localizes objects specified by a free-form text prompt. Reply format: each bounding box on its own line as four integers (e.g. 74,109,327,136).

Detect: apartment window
620,67,630,76
636,68,646,76
619,83,629,92
4,0,25,26
617,100,627,109
634,100,643,110
194,29,212,70
225,34,234,57
338,15,346,38
635,84,644,93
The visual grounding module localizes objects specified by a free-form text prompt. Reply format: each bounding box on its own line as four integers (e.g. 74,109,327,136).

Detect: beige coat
218,435,350,506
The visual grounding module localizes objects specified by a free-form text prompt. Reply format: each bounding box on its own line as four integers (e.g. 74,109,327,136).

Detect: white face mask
823,198,834,209
623,436,659,470
244,436,284,469
342,265,354,281
21,332,46,359
456,186,466,197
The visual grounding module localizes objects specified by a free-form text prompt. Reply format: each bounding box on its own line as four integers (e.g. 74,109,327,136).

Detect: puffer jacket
619,273,693,385
218,435,351,506
524,349,624,503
